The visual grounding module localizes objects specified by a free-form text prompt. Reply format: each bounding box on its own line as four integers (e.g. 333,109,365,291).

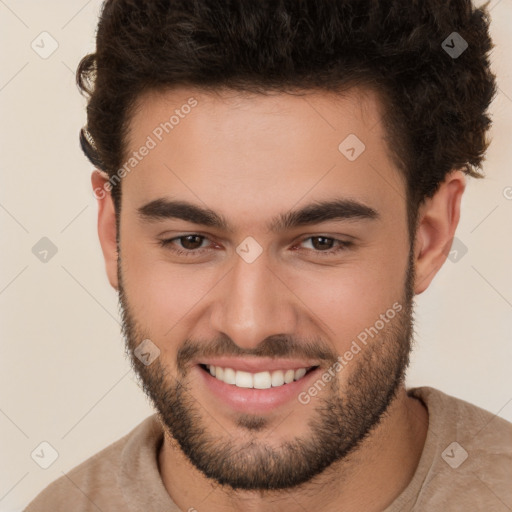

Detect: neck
158,386,428,512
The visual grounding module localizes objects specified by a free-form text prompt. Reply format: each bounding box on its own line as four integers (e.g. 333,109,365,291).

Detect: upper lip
197,357,319,373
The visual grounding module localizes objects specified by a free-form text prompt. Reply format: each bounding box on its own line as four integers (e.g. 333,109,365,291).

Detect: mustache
176,334,338,374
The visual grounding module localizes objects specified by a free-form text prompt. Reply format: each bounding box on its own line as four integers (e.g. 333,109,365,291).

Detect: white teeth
271,370,284,387
253,371,272,389
294,368,307,380
284,369,295,383
206,365,312,389
223,367,236,384
235,371,253,388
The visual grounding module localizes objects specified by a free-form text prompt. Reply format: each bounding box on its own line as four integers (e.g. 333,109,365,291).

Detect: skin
92,86,465,511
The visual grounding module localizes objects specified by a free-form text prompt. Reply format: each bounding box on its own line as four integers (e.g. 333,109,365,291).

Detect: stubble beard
118,247,416,491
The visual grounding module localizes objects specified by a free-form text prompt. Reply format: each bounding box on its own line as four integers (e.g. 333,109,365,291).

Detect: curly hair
77,0,496,235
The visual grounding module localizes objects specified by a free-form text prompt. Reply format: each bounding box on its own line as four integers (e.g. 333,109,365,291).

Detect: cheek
288,245,408,349
120,238,216,335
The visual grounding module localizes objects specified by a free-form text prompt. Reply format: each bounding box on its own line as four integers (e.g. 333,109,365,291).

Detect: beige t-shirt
24,387,512,511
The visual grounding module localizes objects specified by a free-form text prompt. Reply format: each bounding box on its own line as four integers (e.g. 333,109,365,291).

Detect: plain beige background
1,1,511,510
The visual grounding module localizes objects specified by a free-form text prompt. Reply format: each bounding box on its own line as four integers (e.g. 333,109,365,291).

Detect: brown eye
179,235,205,250
158,234,211,256
298,236,353,256
310,236,335,251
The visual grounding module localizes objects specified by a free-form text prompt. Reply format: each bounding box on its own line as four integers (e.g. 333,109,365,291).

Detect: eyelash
158,234,353,258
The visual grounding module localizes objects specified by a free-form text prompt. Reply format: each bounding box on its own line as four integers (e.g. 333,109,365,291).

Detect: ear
91,170,119,290
413,170,466,294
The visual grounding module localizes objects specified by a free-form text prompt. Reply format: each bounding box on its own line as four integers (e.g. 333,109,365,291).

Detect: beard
118,245,416,491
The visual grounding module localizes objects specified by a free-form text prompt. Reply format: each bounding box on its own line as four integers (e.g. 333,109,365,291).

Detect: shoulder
410,385,512,447
24,414,161,512
407,386,512,511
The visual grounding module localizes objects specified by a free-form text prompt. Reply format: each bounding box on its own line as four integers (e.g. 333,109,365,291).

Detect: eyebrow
137,197,379,232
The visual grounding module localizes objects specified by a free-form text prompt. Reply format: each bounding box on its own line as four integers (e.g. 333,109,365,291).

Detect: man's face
117,87,414,489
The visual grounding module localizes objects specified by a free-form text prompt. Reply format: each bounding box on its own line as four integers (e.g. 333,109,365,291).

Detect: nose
209,250,298,350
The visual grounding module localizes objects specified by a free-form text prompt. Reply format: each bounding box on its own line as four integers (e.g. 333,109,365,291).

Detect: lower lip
195,365,322,414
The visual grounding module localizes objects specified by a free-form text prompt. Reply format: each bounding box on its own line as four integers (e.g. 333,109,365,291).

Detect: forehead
122,86,406,227
128,85,387,151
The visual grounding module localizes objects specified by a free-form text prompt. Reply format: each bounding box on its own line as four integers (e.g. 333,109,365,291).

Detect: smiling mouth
199,363,319,390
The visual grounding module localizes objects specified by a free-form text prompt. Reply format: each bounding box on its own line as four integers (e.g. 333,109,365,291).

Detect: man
25,0,511,511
